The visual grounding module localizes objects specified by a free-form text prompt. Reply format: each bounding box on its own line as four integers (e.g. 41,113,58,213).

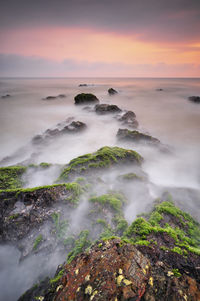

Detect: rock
156,88,163,91
44,96,57,100
58,94,66,98
74,93,99,105
118,111,139,128
95,104,121,114
79,84,88,87
1,94,11,99
188,96,200,103
108,88,118,95
57,146,143,182
117,129,160,145
62,121,86,133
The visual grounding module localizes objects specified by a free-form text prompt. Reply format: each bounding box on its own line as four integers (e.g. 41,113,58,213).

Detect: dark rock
108,88,118,95
95,104,121,114
1,94,11,99
156,88,163,91
32,135,43,145
79,84,88,87
58,94,66,98
74,93,99,105
117,129,160,145
188,96,200,103
62,121,86,133
44,96,57,100
118,111,139,128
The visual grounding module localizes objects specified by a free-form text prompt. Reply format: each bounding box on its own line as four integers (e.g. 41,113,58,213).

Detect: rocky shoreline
0,91,199,300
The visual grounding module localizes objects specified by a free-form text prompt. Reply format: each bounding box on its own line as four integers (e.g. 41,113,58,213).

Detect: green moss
50,269,64,284
0,166,27,189
51,212,69,240
39,162,52,168
89,193,124,213
67,230,91,264
118,173,144,181
149,211,163,226
134,240,150,246
33,234,43,250
63,236,75,248
172,269,181,278
57,146,143,181
113,216,128,235
8,213,20,220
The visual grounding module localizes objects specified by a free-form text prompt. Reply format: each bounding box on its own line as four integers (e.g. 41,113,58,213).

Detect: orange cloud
0,27,200,66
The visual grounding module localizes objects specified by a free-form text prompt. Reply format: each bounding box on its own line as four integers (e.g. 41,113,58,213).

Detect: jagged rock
0,183,81,243
108,87,118,95
57,146,143,182
118,111,139,128
74,93,99,105
117,129,160,145
188,96,200,103
95,104,121,114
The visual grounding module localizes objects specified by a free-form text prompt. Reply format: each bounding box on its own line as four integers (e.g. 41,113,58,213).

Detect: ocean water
0,77,200,189
0,77,200,300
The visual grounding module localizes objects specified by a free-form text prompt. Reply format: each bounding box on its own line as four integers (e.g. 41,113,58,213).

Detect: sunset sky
0,0,200,77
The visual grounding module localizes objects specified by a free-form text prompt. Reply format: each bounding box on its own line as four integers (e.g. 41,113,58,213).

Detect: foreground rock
57,146,143,182
188,96,200,103
19,200,200,301
117,129,160,145
108,87,118,95
95,103,121,114
117,111,139,128
74,93,99,105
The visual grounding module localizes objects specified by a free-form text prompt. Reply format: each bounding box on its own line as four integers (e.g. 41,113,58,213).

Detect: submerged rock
95,103,121,114
108,87,118,95
117,129,160,145
74,93,99,105
43,96,57,100
188,96,200,103
58,146,143,182
57,94,66,98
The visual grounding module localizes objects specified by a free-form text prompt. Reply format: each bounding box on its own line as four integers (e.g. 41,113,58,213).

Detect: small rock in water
95,104,121,114
58,94,66,98
43,96,57,100
79,84,88,87
156,88,163,91
108,88,118,95
1,94,11,99
74,93,99,104
188,96,200,103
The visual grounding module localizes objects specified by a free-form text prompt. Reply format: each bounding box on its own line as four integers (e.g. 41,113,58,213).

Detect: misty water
0,77,200,300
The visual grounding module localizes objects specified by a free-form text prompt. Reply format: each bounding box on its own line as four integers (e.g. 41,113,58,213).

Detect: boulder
118,111,139,128
74,93,99,105
108,88,118,95
95,104,121,114
117,129,160,145
188,96,200,103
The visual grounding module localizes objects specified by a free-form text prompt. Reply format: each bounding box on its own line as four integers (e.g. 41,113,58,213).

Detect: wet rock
188,96,200,103
62,121,86,133
74,93,99,105
95,103,121,114
57,146,143,182
118,111,139,128
108,87,118,95
79,84,88,87
117,129,160,145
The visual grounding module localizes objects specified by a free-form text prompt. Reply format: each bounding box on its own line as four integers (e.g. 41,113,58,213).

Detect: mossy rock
74,93,99,105
57,146,143,182
0,166,27,190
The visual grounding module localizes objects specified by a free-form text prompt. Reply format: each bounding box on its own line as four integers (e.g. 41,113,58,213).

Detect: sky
0,0,200,77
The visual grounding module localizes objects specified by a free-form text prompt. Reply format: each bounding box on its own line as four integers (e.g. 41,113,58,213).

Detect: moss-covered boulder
0,166,27,190
74,93,99,105
57,146,143,182
117,129,160,145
